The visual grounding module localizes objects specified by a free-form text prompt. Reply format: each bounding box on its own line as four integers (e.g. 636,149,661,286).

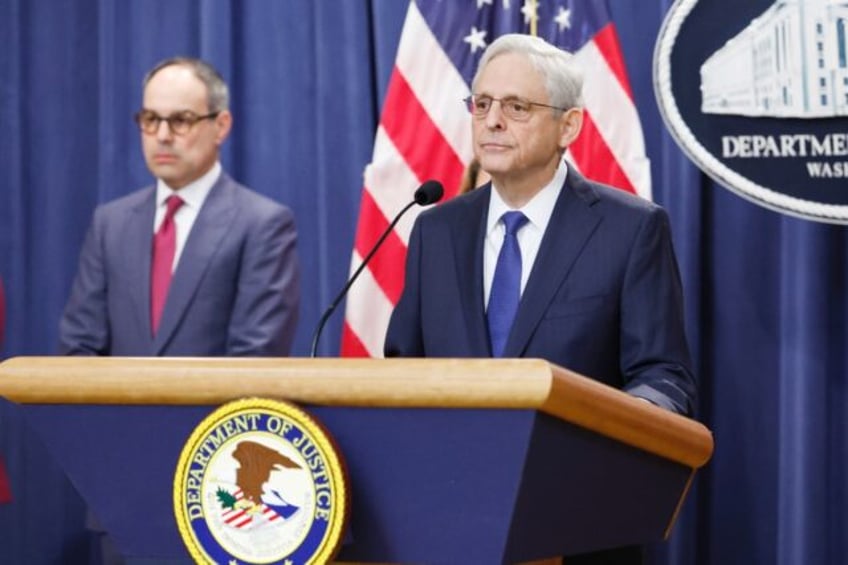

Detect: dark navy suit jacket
385,169,695,415
60,172,300,356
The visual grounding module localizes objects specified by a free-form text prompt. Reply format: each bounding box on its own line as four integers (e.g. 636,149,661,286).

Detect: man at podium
384,33,697,564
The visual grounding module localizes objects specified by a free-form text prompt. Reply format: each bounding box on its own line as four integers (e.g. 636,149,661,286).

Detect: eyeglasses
134,110,220,135
463,95,567,122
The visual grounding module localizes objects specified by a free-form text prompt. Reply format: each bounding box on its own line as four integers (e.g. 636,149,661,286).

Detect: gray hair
471,34,584,110
143,57,230,112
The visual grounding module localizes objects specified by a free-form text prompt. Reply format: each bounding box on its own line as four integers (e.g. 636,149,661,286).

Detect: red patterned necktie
150,195,184,335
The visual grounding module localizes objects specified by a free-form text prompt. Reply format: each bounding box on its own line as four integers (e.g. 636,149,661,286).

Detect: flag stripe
341,321,371,357
343,251,395,357
574,37,650,196
381,67,465,195
569,112,635,193
395,0,473,163
353,190,408,305
365,126,433,246
264,506,281,521
592,23,634,101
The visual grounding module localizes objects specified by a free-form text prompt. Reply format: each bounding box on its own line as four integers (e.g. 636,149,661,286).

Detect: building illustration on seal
700,0,848,118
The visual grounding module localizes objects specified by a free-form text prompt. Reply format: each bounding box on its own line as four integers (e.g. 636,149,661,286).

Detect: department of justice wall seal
173,398,349,564
655,0,848,223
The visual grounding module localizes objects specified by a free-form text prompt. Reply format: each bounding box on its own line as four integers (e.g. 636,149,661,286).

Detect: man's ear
214,110,233,146
558,107,584,149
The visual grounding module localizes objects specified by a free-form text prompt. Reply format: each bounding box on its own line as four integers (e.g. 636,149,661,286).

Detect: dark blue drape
1,1,846,564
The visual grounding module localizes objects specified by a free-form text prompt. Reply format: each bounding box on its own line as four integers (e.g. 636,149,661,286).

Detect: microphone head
413,180,444,206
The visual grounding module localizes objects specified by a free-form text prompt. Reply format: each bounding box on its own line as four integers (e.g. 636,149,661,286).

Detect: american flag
341,0,651,357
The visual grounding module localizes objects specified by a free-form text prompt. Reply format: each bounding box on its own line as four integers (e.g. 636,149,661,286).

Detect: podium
0,357,712,564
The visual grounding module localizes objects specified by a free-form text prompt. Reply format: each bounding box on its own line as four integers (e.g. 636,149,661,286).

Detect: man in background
385,34,696,564
60,57,300,356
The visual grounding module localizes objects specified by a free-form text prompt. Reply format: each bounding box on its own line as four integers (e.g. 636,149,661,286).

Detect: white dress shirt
483,159,568,309
153,161,221,272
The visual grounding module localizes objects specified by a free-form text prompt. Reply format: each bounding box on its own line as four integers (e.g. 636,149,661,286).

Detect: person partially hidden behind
458,156,491,195
384,34,696,564
60,57,300,356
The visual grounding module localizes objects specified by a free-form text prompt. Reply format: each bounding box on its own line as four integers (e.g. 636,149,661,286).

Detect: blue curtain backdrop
1,1,846,564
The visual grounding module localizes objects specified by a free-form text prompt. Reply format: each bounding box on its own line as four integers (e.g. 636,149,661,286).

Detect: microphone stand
310,200,418,358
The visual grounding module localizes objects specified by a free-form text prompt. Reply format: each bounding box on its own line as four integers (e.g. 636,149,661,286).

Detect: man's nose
155,119,174,141
484,100,506,130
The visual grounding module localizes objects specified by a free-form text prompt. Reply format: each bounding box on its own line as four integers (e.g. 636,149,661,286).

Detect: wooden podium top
0,356,713,468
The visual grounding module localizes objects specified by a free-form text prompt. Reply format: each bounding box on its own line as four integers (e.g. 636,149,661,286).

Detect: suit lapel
452,187,492,356
503,170,602,357
126,189,157,346
153,175,237,354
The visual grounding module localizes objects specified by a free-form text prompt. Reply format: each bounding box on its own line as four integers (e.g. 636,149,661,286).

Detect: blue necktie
487,211,529,357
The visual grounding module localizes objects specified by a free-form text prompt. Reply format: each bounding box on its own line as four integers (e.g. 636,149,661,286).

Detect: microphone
310,180,444,357
411,180,444,206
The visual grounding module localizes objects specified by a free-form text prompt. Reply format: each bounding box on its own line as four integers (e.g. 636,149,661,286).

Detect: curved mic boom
310,180,444,357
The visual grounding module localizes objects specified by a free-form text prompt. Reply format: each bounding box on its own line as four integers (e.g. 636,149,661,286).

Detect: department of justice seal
173,398,348,564
655,0,848,223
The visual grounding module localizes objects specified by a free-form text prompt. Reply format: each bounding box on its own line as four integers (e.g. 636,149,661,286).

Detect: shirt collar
155,161,221,209
486,159,569,235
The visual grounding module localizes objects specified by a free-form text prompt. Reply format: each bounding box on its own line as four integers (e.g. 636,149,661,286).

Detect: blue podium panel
323,406,538,563
0,398,95,565
16,404,538,563
11,402,691,564
504,414,690,562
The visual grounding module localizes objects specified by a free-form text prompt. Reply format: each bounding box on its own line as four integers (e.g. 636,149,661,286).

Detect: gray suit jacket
60,172,300,356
